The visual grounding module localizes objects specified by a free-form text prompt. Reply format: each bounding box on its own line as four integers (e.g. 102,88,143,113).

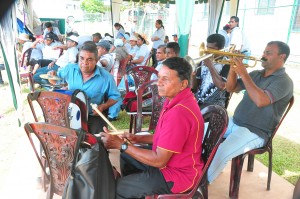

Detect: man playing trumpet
192,33,230,108
207,41,293,183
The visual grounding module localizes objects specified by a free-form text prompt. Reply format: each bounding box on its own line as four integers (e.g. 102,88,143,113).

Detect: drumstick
90,103,132,144
90,103,118,131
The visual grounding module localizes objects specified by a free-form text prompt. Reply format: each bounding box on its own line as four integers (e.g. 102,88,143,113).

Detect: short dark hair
92,32,102,39
166,42,180,55
44,22,53,28
162,57,192,85
80,42,98,60
268,41,290,62
157,45,166,53
207,34,225,50
230,16,239,27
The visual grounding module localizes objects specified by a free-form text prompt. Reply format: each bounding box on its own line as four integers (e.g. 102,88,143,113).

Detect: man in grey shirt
207,41,293,183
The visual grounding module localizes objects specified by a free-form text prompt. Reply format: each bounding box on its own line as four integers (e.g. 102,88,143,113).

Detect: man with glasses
48,42,121,134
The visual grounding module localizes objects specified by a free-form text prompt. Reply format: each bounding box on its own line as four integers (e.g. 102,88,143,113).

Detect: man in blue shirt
49,42,121,134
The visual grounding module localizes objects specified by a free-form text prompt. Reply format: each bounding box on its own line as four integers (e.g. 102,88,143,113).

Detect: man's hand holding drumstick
91,103,133,147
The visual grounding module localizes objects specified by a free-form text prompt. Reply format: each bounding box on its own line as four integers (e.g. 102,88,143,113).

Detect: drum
54,89,88,130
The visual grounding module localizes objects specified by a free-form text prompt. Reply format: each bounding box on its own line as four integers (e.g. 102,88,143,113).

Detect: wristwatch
120,142,128,153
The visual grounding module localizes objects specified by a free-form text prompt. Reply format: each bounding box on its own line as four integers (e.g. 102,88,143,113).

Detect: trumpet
185,42,261,71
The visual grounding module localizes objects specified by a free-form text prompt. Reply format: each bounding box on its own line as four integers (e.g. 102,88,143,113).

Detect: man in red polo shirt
100,57,204,198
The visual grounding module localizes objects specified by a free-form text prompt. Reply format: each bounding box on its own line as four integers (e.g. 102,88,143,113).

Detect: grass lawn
256,135,300,185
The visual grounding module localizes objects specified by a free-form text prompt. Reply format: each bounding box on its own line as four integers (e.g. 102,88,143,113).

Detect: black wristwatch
120,142,128,153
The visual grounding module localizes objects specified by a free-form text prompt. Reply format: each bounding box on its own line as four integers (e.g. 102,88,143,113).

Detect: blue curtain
175,0,195,57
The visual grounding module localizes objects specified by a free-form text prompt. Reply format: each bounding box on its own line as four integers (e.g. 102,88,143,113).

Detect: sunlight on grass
110,110,150,131
256,135,300,185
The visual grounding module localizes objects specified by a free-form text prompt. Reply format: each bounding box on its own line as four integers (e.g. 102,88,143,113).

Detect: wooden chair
24,122,84,199
19,48,34,92
124,66,158,133
135,80,165,133
146,105,229,199
27,90,88,131
27,90,89,190
229,96,294,199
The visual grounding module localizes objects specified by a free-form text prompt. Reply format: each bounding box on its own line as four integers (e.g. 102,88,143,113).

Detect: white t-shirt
56,46,78,67
133,44,150,66
229,27,243,50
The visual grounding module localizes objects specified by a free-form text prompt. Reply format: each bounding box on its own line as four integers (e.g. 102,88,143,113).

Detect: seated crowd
17,19,293,198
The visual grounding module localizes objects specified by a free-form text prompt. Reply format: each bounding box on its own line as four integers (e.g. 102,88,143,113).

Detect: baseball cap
44,32,54,40
129,35,137,41
117,32,130,40
66,35,79,43
172,34,177,37
96,40,111,51
114,39,124,47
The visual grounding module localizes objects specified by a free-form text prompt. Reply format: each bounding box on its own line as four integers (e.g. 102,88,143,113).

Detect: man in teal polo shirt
49,42,121,134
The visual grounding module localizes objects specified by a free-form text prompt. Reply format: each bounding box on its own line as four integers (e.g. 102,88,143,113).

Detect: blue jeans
207,118,265,183
33,64,60,85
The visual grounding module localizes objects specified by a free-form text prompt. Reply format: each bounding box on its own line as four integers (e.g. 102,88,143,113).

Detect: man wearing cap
48,42,121,134
43,22,61,42
31,32,62,74
128,35,139,56
111,32,130,53
33,35,79,85
96,40,114,72
172,34,178,43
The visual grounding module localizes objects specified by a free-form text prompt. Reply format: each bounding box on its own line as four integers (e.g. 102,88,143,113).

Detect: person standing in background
114,23,125,40
151,19,165,68
218,24,231,48
172,34,178,43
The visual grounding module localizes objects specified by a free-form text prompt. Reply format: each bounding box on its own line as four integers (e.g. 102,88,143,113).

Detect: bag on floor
62,131,115,199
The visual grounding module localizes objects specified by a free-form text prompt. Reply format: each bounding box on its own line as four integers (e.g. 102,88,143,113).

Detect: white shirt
36,41,62,60
151,27,165,49
55,46,78,67
218,29,230,48
229,27,243,50
133,44,150,66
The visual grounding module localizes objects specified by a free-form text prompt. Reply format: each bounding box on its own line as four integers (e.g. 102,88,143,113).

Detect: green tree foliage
80,0,107,13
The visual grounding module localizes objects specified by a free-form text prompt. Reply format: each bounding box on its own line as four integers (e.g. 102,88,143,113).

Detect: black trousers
151,48,157,67
116,146,173,199
88,115,107,134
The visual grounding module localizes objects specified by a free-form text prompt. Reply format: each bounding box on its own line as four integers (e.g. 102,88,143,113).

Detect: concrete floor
0,130,294,199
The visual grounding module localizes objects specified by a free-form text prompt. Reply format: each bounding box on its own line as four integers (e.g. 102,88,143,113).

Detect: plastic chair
146,105,229,199
19,48,34,92
135,80,165,133
229,96,294,199
124,66,158,133
116,55,131,86
24,122,84,199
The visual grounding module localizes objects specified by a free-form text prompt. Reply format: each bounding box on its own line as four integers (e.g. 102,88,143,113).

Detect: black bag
62,131,116,199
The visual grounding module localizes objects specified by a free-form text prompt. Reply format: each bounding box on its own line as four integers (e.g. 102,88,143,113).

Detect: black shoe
108,117,117,121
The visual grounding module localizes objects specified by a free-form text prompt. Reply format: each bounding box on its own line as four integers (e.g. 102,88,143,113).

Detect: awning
122,0,209,4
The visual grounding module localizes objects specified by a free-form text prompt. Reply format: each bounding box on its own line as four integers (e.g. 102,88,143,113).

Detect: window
257,0,276,15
